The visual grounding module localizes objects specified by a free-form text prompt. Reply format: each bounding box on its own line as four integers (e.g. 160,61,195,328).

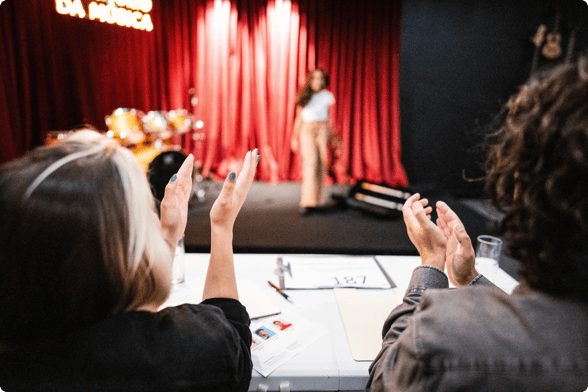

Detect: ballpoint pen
267,281,293,303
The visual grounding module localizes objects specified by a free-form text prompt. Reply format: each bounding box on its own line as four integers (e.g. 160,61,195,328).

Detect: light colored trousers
299,120,329,207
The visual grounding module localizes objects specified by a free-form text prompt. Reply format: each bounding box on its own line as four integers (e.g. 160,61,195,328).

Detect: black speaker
345,180,412,218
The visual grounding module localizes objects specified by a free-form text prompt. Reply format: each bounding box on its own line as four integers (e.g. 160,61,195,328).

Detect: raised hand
402,193,445,270
210,149,260,232
203,149,260,301
435,201,477,286
160,154,194,250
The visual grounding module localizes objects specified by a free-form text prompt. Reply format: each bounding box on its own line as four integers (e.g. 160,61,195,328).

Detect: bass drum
147,150,188,201
147,150,206,205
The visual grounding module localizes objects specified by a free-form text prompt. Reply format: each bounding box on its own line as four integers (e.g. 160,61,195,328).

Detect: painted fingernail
170,174,177,183
229,172,236,181
257,154,260,162
253,148,258,156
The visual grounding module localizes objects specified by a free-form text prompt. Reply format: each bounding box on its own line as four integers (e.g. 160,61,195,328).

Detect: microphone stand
189,88,206,202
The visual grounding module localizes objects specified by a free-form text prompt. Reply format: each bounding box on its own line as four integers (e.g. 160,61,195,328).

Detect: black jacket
0,298,253,392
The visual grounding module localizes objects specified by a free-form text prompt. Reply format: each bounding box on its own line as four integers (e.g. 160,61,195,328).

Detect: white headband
23,143,107,200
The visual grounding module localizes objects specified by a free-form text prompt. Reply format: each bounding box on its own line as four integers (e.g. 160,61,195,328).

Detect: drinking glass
475,235,502,282
172,237,185,284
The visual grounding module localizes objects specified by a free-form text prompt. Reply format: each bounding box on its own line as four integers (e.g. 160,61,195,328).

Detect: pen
267,281,293,303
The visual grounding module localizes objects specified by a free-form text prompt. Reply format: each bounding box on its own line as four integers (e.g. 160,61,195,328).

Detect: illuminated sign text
55,0,153,32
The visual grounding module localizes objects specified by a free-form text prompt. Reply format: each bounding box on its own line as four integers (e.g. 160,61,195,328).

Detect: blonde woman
0,130,259,391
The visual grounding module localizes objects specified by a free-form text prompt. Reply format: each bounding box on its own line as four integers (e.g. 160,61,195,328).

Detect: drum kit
104,107,207,203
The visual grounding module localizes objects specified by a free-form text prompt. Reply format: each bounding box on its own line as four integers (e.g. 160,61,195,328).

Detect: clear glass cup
172,237,185,284
475,235,502,282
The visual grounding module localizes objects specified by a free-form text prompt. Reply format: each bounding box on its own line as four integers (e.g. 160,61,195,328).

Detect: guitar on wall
529,24,547,79
542,9,562,60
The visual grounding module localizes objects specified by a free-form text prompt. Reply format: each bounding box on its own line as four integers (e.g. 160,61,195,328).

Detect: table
168,254,518,392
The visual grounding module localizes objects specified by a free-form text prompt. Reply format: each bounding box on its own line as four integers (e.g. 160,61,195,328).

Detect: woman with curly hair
291,68,335,214
366,55,588,391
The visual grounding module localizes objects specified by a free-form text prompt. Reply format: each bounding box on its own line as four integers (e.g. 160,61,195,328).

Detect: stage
183,181,521,281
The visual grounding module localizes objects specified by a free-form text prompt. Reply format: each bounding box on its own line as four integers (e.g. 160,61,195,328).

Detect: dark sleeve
365,267,503,391
366,266,447,392
198,298,252,392
200,297,252,353
379,266,448,339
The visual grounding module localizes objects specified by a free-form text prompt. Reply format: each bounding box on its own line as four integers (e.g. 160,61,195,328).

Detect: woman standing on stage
291,68,335,214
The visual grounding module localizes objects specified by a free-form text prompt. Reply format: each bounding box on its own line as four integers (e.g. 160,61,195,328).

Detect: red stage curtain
0,0,407,187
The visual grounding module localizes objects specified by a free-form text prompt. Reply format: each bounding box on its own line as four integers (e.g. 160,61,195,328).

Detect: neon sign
55,0,153,32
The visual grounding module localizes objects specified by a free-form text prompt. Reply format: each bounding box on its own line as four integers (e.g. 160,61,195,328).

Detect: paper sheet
334,288,404,361
159,279,282,320
281,256,394,289
493,268,519,294
249,311,328,377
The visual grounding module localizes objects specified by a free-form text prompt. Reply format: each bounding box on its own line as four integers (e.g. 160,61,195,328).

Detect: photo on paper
249,311,329,377
255,326,275,340
272,319,293,331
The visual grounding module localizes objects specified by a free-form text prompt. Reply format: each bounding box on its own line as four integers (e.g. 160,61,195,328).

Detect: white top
300,90,335,122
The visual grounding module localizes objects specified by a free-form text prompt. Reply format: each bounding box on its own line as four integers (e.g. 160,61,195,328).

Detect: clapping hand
402,195,478,285
210,149,260,232
160,154,194,250
435,201,477,286
202,149,259,301
402,194,446,270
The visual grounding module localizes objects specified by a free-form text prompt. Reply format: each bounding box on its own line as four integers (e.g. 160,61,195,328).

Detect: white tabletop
170,253,518,392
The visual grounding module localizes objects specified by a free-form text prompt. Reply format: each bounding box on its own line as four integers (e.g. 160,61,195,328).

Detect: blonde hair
0,132,171,342
109,141,172,311
103,139,173,310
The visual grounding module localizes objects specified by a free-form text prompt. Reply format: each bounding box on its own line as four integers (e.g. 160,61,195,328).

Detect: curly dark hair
296,68,329,108
484,55,588,302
